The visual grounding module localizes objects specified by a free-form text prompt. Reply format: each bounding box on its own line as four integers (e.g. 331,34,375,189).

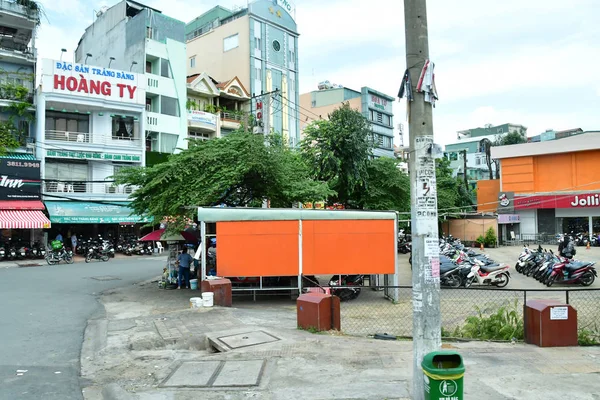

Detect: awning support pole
200,221,206,281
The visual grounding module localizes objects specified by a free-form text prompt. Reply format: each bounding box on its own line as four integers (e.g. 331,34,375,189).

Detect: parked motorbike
46,248,74,265
329,275,364,301
464,264,510,288
547,260,596,287
85,244,110,263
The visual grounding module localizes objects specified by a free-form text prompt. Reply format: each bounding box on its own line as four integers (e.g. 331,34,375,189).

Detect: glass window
224,34,239,52
45,111,89,133
160,59,170,78
189,57,195,68
255,37,261,50
146,131,158,152
272,40,281,52
45,161,88,192
146,61,152,73
160,133,178,153
112,116,135,139
160,96,179,117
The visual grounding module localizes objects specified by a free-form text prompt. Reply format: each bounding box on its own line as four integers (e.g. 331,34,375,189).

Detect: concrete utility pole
404,0,442,398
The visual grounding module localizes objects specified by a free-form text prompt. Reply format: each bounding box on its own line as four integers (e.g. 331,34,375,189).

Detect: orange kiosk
197,208,399,299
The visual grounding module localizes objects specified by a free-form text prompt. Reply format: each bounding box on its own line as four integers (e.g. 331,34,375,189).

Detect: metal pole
200,221,206,281
404,0,441,398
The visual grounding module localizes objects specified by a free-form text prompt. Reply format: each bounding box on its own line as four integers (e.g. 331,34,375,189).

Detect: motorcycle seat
480,264,504,273
567,262,589,270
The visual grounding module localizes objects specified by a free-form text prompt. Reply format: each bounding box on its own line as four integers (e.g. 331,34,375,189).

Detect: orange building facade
483,131,600,241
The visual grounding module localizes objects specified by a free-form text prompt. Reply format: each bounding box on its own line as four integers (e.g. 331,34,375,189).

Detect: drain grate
91,276,121,281
160,360,266,388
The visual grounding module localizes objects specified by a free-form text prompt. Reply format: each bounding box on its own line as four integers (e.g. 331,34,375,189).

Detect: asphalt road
0,256,164,400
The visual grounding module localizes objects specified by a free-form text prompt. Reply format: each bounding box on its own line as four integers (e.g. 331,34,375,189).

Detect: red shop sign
514,193,600,209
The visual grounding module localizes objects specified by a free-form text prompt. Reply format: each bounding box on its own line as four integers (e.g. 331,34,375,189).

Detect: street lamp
85,53,92,64
60,48,67,61
108,57,115,68
130,61,138,71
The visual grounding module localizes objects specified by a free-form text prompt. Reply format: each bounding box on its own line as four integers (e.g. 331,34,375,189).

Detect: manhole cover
217,331,280,350
161,360,265,388
91,276,121,281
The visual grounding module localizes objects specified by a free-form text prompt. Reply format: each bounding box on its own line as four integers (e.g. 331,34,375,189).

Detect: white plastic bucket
202,292,214,307
190,279,198,290
190,297,202,308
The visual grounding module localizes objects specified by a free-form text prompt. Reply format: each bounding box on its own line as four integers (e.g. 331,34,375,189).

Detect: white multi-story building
75,1,187,161
36,59,151,236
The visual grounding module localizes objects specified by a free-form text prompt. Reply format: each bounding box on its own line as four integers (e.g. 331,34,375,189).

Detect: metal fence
338,286,600,344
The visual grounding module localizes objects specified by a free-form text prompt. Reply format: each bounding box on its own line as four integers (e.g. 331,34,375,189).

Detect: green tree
301,102,373,207
497,131,527,146
114,132,331,227
435,158,472,218
360,157,410,212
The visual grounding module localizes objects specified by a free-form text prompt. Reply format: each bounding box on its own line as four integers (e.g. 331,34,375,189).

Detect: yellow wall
501,150,600,193
441,219,498,243
186,17,251,88
298,93,362,137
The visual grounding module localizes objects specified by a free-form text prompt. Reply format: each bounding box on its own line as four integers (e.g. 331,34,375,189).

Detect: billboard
0,158,41,200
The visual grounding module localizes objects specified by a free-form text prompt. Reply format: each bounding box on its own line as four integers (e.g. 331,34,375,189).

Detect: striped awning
0,210,51,229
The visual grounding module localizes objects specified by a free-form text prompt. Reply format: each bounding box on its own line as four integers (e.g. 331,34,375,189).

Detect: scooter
329,275,364,301
464,264,510,288
546,261,596,287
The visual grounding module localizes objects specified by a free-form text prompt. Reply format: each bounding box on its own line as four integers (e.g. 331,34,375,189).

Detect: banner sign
41,59,146,105
46,150,141,163
187,110,217,127
45,201,153,224
0,158,41,200
515,193,600,210
497,192,514,213
498,214,520,224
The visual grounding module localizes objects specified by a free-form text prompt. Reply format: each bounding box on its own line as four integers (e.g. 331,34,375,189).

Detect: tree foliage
496,131,527,146
360,157,410,212
301,102,373,207
436,158,473,217
114,132,332,225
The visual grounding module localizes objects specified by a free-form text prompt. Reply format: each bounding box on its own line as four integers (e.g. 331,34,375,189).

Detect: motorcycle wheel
515,262,522,273
580,271,595,287
493,273,510,288
463,276,474,288
446,273,462,288
85,255,92,263
65,255,74,264
46,256,57,265
101,255,109,262
349,288,362,300
546,275,556,287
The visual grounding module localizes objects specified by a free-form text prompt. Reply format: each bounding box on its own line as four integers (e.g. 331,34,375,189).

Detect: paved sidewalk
81,281,600,400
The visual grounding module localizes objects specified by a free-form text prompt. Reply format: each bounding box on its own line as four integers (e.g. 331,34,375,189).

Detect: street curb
101,383,139,400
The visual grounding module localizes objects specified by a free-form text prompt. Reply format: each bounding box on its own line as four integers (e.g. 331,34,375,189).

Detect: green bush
484,227,497,247
475,235,485,246
442,300,524,341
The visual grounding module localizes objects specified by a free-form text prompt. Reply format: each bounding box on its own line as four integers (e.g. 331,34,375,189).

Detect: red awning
0,201,45,210
0,210,51,229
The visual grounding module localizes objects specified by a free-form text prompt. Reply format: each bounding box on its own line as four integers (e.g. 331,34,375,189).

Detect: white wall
518,209,537,234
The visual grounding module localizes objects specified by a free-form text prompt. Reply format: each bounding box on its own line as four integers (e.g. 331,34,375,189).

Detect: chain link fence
338,286,600,344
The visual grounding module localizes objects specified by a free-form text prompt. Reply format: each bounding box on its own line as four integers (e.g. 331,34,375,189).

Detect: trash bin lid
422,351,465,379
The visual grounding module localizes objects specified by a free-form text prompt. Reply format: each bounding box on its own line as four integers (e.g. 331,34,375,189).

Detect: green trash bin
421,351,465,400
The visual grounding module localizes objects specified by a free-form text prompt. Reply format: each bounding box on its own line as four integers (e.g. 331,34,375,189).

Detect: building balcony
44,130,143,149
220,111,244,130
187,109,217,133
0,0,39,25
43,182,137,197
0,45,35,66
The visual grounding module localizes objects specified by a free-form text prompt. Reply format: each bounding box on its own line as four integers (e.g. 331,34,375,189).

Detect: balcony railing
0,0,40,21
43,182,136,195
220,111,244,122
45,130,142,147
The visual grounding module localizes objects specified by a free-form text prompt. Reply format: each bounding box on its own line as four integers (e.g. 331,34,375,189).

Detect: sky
36,0,600,146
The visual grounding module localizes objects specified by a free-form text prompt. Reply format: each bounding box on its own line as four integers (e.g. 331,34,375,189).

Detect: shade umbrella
139,229,198,242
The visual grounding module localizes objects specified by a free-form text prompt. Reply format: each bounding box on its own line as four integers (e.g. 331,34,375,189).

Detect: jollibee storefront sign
41,59,146,105
514,193,600,209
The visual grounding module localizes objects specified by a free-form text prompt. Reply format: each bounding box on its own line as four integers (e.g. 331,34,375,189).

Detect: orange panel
574,150,600,191
500,157,534,193
533,153,573,192
302,220,395,275
217,221,299,277
477,179,500,213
